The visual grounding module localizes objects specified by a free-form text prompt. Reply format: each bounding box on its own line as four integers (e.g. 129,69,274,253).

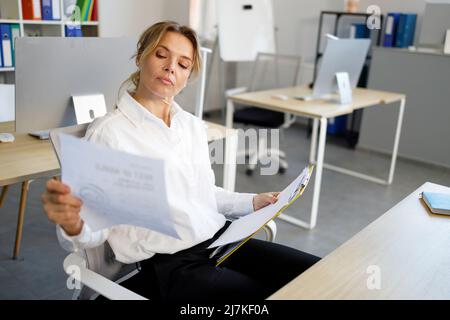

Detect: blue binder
327,116,347,135
0,39,3,68
65,25,83,37
351,23,370,39
42,0,53,20
395,13,417,48
0,24,13,68
383,13,401,47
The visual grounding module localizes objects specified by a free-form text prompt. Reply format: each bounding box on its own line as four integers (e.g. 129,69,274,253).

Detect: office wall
236,0,429,87
98,0,166,37
235,0,343,88
97,0,430,64
98,0,190,38
95,0,430,113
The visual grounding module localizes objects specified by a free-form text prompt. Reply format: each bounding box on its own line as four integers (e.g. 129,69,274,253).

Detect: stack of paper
209,165,314,266
59,134,180,239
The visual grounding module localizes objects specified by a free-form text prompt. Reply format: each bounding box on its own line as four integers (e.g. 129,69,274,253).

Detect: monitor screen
313,38,370,98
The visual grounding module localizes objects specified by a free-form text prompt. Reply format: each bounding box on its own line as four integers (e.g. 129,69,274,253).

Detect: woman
42,21,320,300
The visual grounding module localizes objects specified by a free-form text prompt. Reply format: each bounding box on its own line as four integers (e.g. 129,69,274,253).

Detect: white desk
227,86,406,229
269,182,450,299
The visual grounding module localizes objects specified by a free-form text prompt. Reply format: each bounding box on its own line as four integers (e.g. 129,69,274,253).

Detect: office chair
51,123,277,299
50,123,145,300
227,53,302,176
50,49,277,300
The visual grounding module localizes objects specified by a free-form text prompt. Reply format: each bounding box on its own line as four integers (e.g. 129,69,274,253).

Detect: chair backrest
50,123,137,300
194,47,213,119
248,52,302,92
50,123,89,165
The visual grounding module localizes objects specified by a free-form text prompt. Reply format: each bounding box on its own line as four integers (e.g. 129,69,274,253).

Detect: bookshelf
0,0,99,76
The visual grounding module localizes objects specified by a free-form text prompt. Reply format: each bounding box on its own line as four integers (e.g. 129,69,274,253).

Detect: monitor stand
294,72,352,105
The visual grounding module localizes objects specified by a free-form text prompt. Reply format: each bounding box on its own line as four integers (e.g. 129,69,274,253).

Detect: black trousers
119,222,320,301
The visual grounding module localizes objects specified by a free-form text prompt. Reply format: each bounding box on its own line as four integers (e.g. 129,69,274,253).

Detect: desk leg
318,98,406,185
0,185,9,208
224,129,238,192
226,99,234,129
388,98,406,185
223,99,237,192
278,117,327,229
309,118,319,164
13,180,30,260
310,117,328,228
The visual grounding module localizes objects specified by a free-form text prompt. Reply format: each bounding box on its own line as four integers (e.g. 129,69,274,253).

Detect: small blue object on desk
421,192,450,215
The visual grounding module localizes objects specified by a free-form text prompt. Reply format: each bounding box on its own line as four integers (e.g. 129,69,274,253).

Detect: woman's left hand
253,192,280,211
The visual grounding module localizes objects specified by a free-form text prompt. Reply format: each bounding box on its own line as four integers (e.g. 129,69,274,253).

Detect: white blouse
57,91,255,264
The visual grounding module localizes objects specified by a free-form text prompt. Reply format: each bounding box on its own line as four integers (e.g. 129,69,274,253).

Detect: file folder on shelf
383,13,401,47
65,25,83,37
75,0,90,21
41,0,53,20
350,23,370,39
0,24,13,68
395,13,417,48
10,24,20,66
22,0,42,20
0,42,3,68
87,0,95,21
52,0,62,20
91,0,98,21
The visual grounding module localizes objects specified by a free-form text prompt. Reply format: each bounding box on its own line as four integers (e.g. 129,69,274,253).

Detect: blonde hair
123,21,201,94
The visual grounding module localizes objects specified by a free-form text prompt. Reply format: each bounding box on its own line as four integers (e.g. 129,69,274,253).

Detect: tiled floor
1,119,449,299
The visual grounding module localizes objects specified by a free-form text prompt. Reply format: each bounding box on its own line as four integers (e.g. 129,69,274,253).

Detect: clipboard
212,165,315,266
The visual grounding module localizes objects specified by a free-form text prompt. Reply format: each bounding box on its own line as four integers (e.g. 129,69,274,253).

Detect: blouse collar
117,91,182,128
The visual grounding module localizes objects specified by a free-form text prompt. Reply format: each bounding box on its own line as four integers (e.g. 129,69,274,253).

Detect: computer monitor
312,38,371,99
15,37,137,134
419,0,450,49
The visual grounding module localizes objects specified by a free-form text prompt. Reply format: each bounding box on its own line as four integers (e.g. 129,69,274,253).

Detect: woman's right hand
42,179,84,236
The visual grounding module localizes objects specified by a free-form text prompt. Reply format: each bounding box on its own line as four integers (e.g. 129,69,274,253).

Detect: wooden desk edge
228,88,406,119
0,168,61,187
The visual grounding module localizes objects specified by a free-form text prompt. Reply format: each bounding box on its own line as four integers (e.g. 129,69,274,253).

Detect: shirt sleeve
214,185,256,217
55,118,116,252
56,223,109,252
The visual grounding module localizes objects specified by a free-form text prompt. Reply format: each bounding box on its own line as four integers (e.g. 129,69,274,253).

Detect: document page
208,166,313,249
59,134,180,239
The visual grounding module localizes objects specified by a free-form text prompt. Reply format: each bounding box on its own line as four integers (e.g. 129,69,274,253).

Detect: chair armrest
225,87,248,97
262,220,277,242
63,253,147,300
